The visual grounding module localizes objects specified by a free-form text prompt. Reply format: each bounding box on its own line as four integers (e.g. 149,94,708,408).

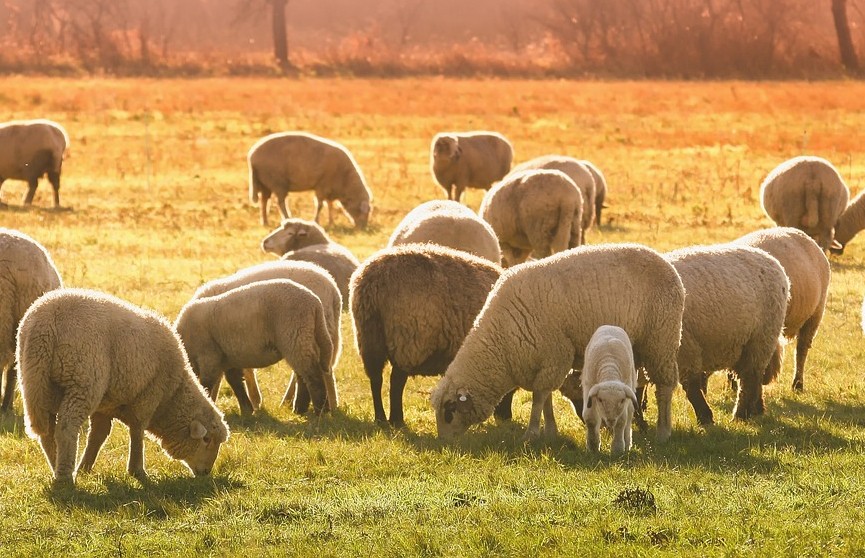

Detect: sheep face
342,197,371,229
164,418,229,476
582,382,638,432
432,380,482,438
432,136,460,163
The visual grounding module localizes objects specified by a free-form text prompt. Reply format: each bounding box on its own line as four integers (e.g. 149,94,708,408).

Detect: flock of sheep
2,118,864,487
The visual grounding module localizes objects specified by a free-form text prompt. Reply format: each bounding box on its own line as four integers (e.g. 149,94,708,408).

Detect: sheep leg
53,397,90,484
225,368,255,416
259,190,271,226
126,424,148,482
793,316,821,391
493,388,516,421
77,412,113,474
654,381,676,442
327,200,336,227
244,369,262,410
314,196,325,224
292,381,311,414
48,169,61,209
762,345,783,386
275,194,290,223
585,413,601,452
733,367,764,420
522,390,551,442
632,386,647,430
388,367,409,427
37,413,58,473
682,375,714,425
367,360,388,424
453,184,466,204
281,372,298,407
0,177,6,207
542,394,557,437
1,364,16,411
204,375,223,401
323,367,338,412
623,406,634,452
23,177,39,206
611,408,633,455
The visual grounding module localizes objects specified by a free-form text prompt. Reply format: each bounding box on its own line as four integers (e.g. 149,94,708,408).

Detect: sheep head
431,378,484,439
165,415,230,477
261,218,330,255
341,197,372,230
432,135,461,162
582,381,638,429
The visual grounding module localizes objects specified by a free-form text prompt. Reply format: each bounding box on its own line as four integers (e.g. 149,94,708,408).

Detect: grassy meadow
3,77,865,555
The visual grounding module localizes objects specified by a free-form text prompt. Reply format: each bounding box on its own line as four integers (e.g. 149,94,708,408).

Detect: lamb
829,190,865,255
665,244,789,425
580,159,608,226
759,156,850,251
175,279,335,416
0,229,62,411
248,132,373,228
16,288,229,485
479,169,583,267
430,131,513,202
190,260,342,415
733,228,829,391
581,325,639,455
510,155,597,235
387,200,502,264
0,119,68,209
431,243,685,443
350,244,502,427
261,218,360,306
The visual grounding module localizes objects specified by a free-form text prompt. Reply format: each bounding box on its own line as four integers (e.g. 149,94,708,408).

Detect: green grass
2,77,865,555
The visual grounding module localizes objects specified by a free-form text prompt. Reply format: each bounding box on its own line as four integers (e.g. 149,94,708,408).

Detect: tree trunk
832,0,859,72
271,0,289,69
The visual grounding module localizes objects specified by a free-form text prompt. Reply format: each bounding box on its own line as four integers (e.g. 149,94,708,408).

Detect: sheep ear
190,420,207,440
297,229,308,237
624,386,640,411
454,144,463,159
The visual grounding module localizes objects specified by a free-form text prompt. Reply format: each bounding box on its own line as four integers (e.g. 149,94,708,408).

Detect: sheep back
430,131,513,201
388,200,502,264
510,155,597,233
759,156,849,251
281,242,360,306
0,119,68,182
479,168,583,267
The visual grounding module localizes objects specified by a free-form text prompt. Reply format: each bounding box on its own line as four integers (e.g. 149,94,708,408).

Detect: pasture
2,77,865,555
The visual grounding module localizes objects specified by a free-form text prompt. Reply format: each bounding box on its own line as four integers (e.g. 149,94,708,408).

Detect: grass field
2,77,865,556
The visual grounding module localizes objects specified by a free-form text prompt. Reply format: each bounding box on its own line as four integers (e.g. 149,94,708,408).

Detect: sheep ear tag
190,420,207,440
455,392,473,411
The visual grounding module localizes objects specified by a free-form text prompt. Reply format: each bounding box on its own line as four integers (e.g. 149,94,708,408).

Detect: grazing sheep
759,156,849,251
581,325,639,455
430,131,513,202
830,190,865,255
191,260,342,415
431,244,685,442
734,227,829,391
261,218,360,306
248,132,373,228
0,119,68,209
665,244,789,425
479,169,583,267
350,244,501,427
510,155,597,235
175,279,335,416
388,200,502,264
0,229,62,411
16,289,229,485
580,160,608,226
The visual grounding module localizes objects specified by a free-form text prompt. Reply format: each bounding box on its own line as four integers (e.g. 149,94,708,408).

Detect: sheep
665,244,789,425
579,159,608,227
829,189,865,255
16,288,229,485
479,169,583,267
387,200,502,264
0,229,62,411
0,119,68,209
248,131,373,228
350,244,502,427
430,131,513,202
734,227,829,391
261,218,360,306
431,243,685,443
759,156,850,251
175,279,335,416
581,325,639,455
510,155,597,235
190,260,342,415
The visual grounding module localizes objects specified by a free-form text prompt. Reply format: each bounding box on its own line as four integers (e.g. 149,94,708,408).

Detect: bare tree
832,0,859,72
236,0,291,70
390,0,425,48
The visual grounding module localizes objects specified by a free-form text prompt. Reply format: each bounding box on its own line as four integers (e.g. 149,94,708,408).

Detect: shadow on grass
827,258,865,273
224,406,385,440
0,410,27,437
46,473,244,514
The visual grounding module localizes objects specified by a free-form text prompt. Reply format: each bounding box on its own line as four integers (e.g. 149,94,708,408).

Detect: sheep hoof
52,474,75,490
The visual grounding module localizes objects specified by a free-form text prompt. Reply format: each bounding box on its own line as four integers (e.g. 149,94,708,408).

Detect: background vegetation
1,77,865,554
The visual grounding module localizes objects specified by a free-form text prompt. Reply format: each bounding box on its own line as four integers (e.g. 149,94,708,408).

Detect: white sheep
830,189,865,255
430,131,513,202
579,159,608,226
759,156,850,251
387,200,502,264
350,243,502,427
665,244,789,425
479,169,583,267
175,279,335,416
0,119,68,209
581,325,639,455
261,218,360,306
0,229,62,411
735,227,829,391
248,132,373,228
510,155,597,235
191,260,342,415
431,243,684,443
16,288,229,485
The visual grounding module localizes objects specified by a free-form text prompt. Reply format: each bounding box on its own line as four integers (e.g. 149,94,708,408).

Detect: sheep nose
194,467,212,477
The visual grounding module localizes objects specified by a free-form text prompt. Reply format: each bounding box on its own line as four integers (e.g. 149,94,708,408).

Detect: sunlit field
3,77,865,555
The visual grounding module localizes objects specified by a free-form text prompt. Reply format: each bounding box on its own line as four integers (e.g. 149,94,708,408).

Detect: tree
236,0,291,70
832,0,859,72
